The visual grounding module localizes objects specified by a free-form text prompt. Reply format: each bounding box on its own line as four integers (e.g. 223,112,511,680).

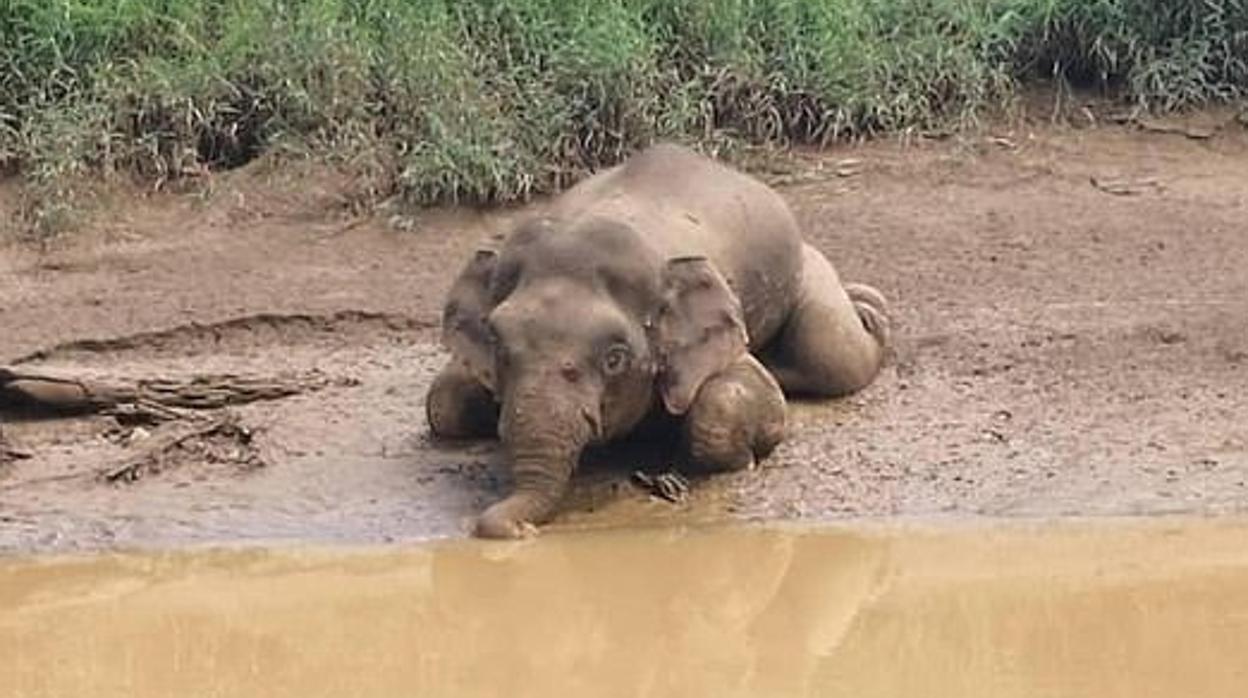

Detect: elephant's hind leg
426,361,499,439
683,354,787,472
761,244,891,398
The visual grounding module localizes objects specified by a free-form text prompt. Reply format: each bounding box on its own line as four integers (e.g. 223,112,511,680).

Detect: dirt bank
2,109,1246,553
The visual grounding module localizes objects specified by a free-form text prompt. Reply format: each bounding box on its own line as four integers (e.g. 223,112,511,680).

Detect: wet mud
3,518,1248,697
2,110,1248,552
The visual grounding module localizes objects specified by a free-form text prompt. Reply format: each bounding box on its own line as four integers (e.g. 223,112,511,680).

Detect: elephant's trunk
474,386,596,539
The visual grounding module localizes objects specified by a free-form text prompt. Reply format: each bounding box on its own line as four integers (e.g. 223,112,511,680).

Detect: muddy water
3,519,1247,698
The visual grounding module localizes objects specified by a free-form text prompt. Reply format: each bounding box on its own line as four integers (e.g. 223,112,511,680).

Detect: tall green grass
2,0,1245,233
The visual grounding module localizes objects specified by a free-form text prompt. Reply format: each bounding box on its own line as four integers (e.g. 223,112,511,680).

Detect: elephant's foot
683,354,787,472
844,282,892,349
426,362,499,439
762,244,892,398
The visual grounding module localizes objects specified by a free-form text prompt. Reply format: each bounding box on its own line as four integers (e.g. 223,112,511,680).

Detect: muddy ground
2,108,1246,553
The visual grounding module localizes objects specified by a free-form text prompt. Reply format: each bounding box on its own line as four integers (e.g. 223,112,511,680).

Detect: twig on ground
1090,176,1162,196
0,425,33,466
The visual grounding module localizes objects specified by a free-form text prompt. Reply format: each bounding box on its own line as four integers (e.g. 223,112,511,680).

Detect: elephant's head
441,216,750,538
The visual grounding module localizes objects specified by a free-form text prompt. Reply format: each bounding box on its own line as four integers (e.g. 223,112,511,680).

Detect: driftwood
1,367,349,481
0,367,349,422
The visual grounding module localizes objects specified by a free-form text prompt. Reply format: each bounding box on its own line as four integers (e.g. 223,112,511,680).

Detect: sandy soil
2,108,1246,553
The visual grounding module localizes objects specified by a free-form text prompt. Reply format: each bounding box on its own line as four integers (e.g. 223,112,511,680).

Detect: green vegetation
2,0,1245,233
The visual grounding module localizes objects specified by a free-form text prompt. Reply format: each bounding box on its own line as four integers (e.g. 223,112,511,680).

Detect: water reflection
2,520,1247,697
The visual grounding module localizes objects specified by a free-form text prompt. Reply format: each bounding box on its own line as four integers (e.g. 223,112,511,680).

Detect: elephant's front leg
425,361,499,439
682,354,787,471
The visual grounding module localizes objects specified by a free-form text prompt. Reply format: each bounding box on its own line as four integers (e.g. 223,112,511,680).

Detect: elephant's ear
442,248,501,392
651,256,749,415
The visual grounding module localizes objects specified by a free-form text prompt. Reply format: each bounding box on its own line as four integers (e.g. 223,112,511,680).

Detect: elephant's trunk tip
474,507,541,539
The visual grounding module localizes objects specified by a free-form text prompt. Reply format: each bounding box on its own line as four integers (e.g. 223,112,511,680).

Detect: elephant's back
549,144,804,348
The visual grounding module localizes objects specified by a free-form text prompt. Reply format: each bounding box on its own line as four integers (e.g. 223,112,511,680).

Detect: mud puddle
3,517,1247,697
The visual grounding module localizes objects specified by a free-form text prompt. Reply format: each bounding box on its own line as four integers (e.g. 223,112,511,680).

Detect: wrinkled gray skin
426,144,891,539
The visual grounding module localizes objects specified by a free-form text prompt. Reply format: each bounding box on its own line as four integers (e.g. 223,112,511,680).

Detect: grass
1,0,1246,236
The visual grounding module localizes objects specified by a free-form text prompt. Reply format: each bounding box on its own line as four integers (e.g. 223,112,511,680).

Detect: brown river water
3,518,1247,697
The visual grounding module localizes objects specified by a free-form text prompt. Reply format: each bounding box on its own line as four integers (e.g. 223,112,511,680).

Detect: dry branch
102,412,264,484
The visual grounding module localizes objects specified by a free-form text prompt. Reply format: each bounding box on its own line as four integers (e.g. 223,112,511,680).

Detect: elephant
425,143,891,539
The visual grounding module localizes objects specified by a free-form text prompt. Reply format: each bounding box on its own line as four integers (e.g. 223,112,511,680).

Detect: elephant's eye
602,345,631,376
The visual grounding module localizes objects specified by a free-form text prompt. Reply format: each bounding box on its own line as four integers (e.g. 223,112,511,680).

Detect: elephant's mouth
582,405,604,442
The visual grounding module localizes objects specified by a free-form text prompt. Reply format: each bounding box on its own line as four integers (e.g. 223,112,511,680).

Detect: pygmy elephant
426,143,891,538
